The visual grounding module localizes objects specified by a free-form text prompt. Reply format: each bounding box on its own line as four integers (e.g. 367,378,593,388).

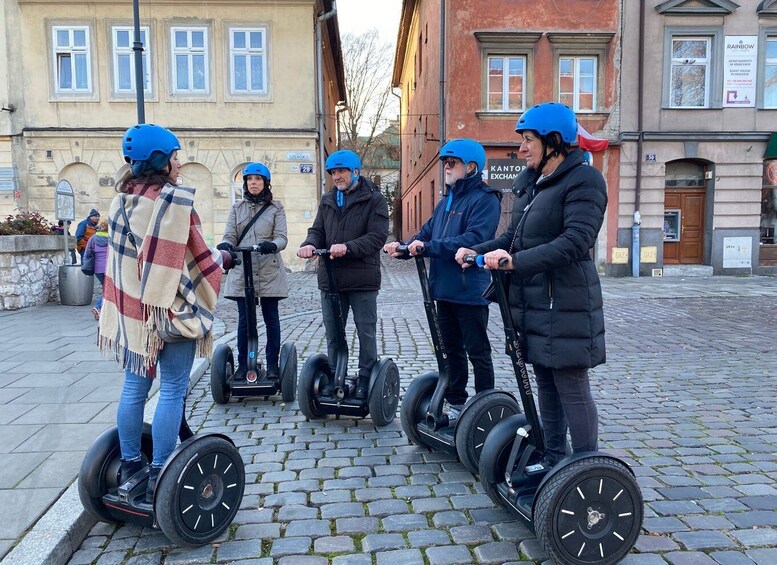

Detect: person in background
83,218,110,320
385,139,500,424
297,149,389,401
52,220,77,264
456,102,607,468
217,162,289,379
99,123,237,502
76,208,100,260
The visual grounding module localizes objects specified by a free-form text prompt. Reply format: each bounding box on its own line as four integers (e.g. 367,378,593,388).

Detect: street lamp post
132,0,145,123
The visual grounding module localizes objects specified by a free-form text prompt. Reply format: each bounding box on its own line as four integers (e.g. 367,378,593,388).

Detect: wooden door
664,190,705,264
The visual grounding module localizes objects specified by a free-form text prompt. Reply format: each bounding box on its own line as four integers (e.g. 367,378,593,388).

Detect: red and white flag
577,125,609,152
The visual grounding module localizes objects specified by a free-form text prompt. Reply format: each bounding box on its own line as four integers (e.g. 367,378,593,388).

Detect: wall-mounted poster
723,36,757,107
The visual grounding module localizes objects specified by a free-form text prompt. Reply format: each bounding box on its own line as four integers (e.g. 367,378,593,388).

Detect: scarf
98,181,224,378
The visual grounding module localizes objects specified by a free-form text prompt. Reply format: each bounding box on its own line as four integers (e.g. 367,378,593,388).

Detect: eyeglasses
442,158,461,169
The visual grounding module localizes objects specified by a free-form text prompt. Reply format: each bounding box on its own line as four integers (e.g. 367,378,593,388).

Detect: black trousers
437,301,494,405
533,364,599,463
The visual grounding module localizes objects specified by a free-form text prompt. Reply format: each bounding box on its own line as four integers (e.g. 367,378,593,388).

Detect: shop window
762,160,777,244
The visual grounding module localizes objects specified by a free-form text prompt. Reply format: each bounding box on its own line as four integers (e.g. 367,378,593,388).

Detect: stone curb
0,331,234,565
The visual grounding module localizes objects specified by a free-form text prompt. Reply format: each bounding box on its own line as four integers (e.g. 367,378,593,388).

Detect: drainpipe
632,0,645,278
316,1,337,195
335,101,347,149
392,88,403,239
438,0,446,198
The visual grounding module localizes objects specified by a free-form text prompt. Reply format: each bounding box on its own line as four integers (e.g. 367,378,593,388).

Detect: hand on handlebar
455,247,476,267
297,244,316,259
329,243,348,258
483,249,513,270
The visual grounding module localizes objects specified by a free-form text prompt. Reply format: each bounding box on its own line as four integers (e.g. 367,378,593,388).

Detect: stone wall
0,235,69,310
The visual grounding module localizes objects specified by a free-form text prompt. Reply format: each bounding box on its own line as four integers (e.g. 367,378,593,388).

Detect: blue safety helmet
243,162,271,182
325,150,361,174
439,139,486,173
515,102,578,144
122,123,181,163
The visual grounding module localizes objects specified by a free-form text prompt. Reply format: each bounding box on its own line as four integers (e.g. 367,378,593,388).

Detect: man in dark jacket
386,139,500,423
298,150,389,400
456,102,607,467
75,208,100,259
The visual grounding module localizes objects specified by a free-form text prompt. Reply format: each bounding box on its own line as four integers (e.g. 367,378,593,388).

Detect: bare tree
338,29,396,173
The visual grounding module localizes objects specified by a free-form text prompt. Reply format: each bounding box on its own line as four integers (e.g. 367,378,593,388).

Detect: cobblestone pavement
68,258,777,565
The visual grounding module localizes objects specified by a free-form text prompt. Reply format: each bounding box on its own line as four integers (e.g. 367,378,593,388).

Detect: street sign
55,180,75,221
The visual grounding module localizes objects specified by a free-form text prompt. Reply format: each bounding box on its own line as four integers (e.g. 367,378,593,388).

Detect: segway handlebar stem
312,248,348,390
464,254,545,449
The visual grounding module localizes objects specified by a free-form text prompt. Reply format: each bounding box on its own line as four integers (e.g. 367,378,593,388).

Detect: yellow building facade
0,0,345,268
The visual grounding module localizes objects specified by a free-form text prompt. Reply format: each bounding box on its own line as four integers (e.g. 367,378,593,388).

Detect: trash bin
58,264,95,306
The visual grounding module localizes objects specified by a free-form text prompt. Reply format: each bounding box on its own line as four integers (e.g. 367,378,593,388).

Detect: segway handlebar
462,254,509,268
234,244,274,255
313,248,331,257
384,243,425,258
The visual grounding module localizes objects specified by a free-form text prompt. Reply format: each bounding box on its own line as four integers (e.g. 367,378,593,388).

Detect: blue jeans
117,340,196,467
95,273,104,310
533,364,598,463
236,297,281,370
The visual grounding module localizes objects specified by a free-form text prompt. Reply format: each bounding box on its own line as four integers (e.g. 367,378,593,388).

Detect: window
765,38,777,108
487,56,525,111
52,26,91,93
229,27,267,95
112,26,151,95
558,56,596,112
171,26,208,93
670,37,711,107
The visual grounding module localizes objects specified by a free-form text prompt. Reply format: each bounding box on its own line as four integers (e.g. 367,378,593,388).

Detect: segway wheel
399,372,438,446
279,342,298,403
368,358,400,427
155,435,246,546
477,413,530,511
455,392,520,475
210,344,233,404
297,353,330,420
78,423,153,523
534,456,644,565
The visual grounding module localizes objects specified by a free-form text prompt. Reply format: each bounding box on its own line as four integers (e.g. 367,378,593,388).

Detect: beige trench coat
221,198,289,299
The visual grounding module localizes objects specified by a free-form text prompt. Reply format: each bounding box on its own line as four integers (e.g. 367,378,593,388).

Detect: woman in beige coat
218,163,289,379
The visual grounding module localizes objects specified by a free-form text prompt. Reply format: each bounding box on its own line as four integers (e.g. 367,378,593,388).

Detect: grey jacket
220,198,289,299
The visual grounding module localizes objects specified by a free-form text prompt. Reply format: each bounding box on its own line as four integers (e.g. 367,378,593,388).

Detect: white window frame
228,27,268,95
486,55,526,112
558,56,597,113
111,25,152,96
764,36,777,109
52,25,92,94
669,36,711,108
170,26,209,94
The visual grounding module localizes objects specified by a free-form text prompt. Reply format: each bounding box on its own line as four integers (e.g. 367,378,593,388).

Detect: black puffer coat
473,149,607,369
301,176,389,292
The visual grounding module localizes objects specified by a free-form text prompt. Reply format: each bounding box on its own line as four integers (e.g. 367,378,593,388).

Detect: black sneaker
267,363,280,380
118,459,145,486
354,377,369,401
145,466,161,504
233,366,246,380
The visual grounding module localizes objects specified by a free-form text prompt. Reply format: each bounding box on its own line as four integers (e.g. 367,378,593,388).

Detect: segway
297,248,400,426
210,244,297,404
391,245,521,475
78,404,245,546
468,255,643,564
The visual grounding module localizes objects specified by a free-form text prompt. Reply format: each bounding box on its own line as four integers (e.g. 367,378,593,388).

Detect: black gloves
258,241,277,254
216,242,234,252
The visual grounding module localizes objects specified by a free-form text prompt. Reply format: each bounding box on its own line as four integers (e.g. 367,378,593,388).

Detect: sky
336,0,402,44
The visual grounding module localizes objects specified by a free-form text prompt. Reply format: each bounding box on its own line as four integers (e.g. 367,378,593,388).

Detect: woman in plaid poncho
99,124,237,502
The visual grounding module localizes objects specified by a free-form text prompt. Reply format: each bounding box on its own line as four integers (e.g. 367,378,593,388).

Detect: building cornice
655,0,739,15
620,131,769,142
546,32,615,45
473,31,543,45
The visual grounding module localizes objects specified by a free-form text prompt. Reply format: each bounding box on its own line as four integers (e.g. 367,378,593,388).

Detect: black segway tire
455,392,521,475
368,358,400,427
210,344,233,404
78,423,153,523
534,456,643,565
477,413,530,512
279,342,298,403
297,353,329,420
399,372,438,446
155,435,246,546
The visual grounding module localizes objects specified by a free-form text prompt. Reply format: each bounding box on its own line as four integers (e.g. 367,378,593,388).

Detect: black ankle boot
145,466,162,503
354,377,369,401
119,459,145,486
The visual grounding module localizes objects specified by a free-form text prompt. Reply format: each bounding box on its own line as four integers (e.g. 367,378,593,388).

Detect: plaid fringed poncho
98,181,224,378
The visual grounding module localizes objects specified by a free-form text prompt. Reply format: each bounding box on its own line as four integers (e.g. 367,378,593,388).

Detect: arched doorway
178,163,214,244
663,160,709,265
59,163,99,221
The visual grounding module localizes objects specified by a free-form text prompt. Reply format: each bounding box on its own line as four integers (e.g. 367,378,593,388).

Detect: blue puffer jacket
412,175,501,305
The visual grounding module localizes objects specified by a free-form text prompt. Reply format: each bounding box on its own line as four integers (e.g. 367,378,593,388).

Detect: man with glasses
384,139,500,423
